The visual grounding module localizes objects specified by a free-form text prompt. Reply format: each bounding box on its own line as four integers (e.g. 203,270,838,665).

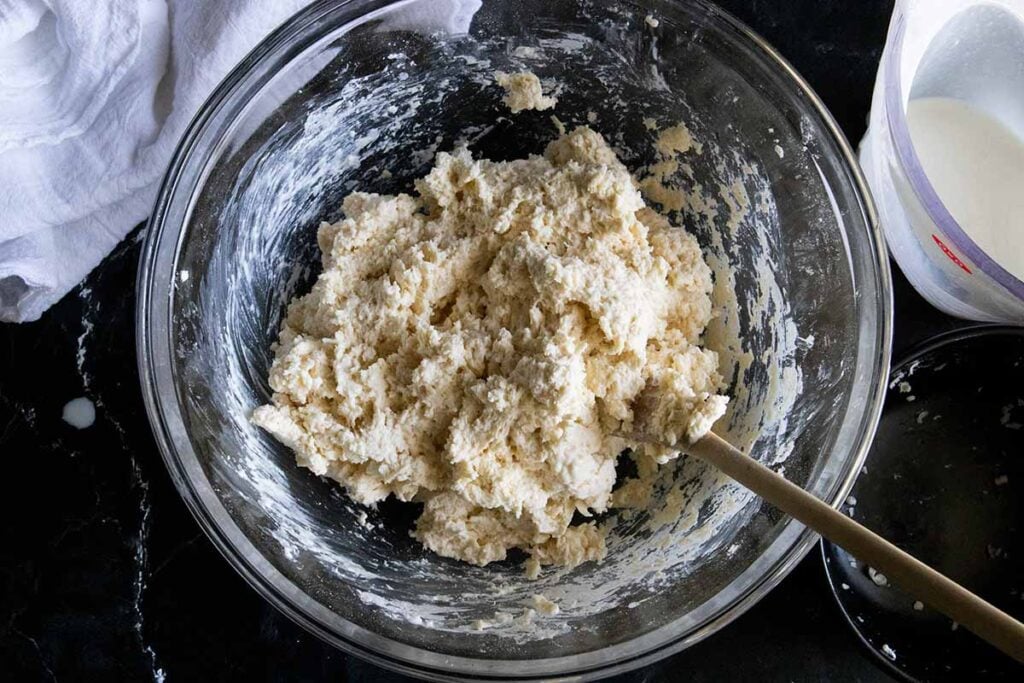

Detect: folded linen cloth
0,0,482,323
0,0,310,322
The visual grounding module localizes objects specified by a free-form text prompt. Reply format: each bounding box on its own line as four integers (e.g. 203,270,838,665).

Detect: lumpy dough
252,126,728,574
494,71,557,113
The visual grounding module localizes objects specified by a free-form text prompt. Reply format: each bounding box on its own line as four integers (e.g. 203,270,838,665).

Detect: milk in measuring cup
860,0,1024,322
906,97,1024,282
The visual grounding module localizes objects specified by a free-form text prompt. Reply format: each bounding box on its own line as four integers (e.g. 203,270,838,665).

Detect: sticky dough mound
252,127,728,573
494,70,558,113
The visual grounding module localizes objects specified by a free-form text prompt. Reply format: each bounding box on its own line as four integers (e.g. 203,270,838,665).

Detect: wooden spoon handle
690,432,1024,663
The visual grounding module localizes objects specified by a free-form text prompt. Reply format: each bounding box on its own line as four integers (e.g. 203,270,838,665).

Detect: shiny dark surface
823,329,1024,681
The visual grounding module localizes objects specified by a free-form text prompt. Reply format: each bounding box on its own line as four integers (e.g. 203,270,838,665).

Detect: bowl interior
146,0,887,675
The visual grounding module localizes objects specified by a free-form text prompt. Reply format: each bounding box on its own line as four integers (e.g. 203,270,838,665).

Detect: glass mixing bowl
137,0,892,679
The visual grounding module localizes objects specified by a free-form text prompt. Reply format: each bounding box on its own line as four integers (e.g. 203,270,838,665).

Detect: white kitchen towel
0,0,312,322
0,0,484,323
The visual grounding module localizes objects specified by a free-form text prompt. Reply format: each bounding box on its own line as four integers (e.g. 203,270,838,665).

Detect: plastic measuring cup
861,0,1024,323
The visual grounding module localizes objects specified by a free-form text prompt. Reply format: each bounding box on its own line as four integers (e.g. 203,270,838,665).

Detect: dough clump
494,70,558,113
253,126,727,573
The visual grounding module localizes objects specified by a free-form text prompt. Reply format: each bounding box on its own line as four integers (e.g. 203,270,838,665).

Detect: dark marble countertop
1,0,979,680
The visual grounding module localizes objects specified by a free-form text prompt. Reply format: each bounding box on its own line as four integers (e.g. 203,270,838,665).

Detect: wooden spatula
625,409,1024,662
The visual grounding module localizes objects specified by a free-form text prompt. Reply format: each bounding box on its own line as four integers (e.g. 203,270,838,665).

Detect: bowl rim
136,0,893,679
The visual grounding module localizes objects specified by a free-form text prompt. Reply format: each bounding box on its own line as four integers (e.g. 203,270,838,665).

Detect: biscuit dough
253,126,727,573
494,71,558,113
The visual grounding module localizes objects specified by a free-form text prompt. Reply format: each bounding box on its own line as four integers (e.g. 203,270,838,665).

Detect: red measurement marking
931,234,972,274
